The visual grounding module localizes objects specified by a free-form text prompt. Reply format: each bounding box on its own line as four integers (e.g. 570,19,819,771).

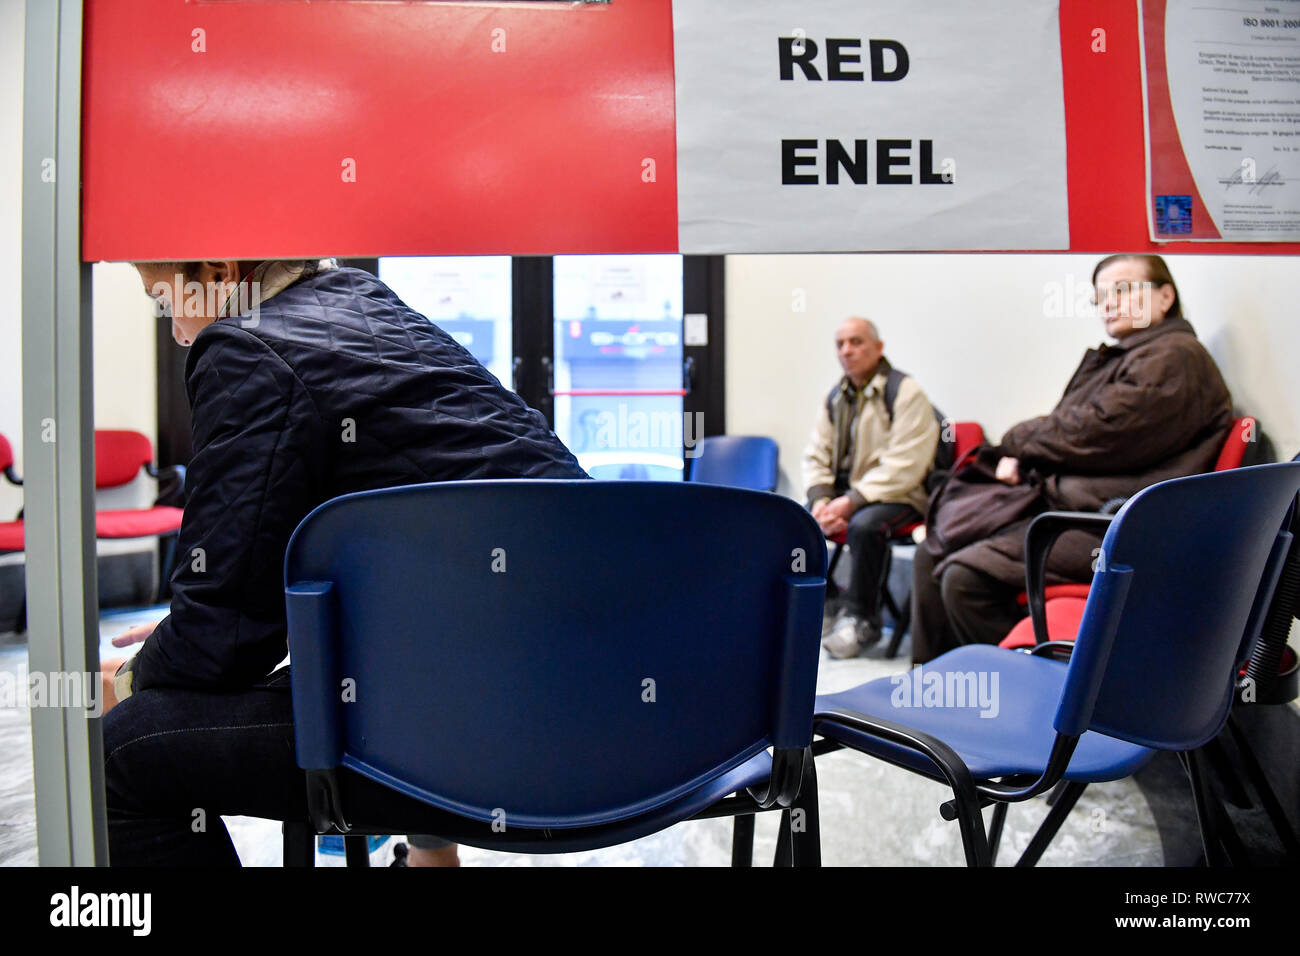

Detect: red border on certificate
1140,0,1221,239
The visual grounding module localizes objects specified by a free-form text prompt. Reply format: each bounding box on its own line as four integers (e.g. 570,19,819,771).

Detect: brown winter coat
937,316,1234,587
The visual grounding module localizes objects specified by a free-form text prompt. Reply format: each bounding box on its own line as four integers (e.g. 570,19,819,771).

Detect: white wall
727,253,1300,499
2,0,157,555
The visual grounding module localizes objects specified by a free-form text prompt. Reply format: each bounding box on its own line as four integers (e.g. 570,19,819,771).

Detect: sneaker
823,614,884,659
824,614,862,659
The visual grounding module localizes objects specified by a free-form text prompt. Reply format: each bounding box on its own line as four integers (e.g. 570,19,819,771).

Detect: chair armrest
1029,640,1076,663
815,705,1081,810
814,706,985,808
3,465,21,487
1024,512,1114,648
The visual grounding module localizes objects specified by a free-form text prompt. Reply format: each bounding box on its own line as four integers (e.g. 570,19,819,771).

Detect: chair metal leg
344,833,371,867
731,814,755,867
1203,733,1252,806
987,801,1008,865
880,544,912,658
1044,779,1072,807
826,542,846,601
1016,781,1086,867
884,591,911,658
1181,749,1242,866
773,809,792,867
950,791,994,866
283,821,315,867
1226,714,1300,857
789,752,821,867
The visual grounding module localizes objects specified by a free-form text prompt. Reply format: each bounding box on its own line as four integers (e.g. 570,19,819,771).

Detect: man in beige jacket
804,317,940,658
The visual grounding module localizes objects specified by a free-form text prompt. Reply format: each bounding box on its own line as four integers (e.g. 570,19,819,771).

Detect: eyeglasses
1090,281,1162,308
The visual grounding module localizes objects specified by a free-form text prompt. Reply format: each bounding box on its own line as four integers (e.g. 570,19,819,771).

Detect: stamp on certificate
1154,195,1193,234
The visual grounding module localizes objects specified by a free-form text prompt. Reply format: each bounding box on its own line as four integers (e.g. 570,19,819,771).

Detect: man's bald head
835,316,885,387
841,317,879,343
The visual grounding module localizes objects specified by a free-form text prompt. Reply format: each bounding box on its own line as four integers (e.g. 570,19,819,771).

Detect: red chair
826,420,986,658
93,430,186,601
0,433,24,554
0,430,186,633
1001,417,1260,650
93,430,185,539
1214,415,1258,471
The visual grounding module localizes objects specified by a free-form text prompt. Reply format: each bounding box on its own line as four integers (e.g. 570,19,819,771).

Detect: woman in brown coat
911,254,1234,663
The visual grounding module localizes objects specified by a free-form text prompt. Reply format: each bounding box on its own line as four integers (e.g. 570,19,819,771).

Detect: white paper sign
672,0,1070,252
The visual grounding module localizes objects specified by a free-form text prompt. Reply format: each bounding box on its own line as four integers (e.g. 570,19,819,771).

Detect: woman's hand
995,456,1021,485
111,622,157,648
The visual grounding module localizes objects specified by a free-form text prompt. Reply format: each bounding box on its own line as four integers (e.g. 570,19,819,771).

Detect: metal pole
22,0,105,866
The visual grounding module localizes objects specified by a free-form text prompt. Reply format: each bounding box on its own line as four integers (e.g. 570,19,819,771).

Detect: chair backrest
284,479,826,830
952,422,985,463
0,433,12,475
94,430,154,489
1214,416,1256,471
1056,463,1300,750
687,435,779,491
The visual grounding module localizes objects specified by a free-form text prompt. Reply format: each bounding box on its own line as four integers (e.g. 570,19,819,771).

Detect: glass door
552,255,685,481
378,256,513,391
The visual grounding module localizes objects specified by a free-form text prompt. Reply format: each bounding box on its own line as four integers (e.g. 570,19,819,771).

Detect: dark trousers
833,502,920,621
103,667,447,866
909,545,1024,665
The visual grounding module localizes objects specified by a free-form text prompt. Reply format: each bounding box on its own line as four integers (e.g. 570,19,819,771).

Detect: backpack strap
882,367,907,423
830,366,906,421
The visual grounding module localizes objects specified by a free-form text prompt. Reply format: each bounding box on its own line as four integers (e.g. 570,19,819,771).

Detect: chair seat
829,521,921,546
999,597,1087,649
330,749,774,855
815,645,1155,783
1016,583,1091,606
95,506,184,539
0,521,23,552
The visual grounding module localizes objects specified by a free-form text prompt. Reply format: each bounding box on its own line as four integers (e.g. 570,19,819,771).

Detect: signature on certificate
1221,163,1285,195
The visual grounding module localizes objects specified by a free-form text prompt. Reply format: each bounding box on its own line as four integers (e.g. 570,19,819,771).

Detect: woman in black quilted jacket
101,258,588,866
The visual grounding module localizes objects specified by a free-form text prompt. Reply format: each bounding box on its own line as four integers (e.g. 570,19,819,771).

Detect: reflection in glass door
378,256,513,390
553,255,685,481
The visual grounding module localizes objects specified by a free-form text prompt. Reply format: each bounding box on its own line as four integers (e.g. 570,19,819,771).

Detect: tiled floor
0,605,1170,867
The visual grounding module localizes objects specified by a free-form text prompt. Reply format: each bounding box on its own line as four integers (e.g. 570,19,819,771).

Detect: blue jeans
103,667,449,865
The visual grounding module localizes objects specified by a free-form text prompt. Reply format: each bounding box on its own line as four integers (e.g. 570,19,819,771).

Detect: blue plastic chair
281,479,826,865
813,462,1300,866
688,436,780,491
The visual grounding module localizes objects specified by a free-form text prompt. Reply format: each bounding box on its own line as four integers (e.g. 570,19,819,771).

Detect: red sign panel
81,0,679,260
80,0,1300,258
